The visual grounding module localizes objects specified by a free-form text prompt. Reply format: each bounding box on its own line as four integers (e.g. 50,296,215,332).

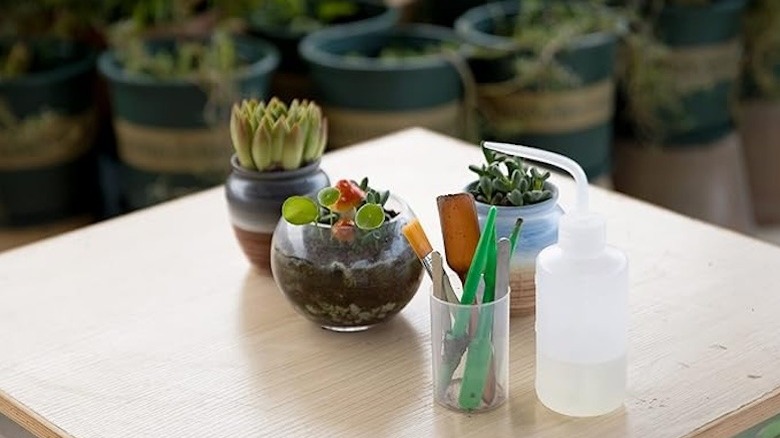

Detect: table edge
687,386,780,437
0,390,71,438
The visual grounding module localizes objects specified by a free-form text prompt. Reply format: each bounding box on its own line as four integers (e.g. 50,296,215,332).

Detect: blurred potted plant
739,0,780,224
465,147,562,316
300,24,471,148
226,97,330,273
455,0,622,181
612,0,753,232
99,1,280,211
247,0,398,100
271,177,423,331
0,1,105,239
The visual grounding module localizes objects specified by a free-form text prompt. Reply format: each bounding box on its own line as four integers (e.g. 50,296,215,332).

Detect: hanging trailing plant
495,0,624,90
743,0,780,98
614,0,745,144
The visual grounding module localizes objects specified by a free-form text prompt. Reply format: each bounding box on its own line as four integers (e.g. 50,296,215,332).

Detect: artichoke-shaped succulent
230,97,328,171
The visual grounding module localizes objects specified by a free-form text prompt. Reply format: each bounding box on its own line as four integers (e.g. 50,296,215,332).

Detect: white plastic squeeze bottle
484,141,629,417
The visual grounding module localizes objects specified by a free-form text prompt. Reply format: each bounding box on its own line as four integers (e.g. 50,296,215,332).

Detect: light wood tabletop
1,128,779,438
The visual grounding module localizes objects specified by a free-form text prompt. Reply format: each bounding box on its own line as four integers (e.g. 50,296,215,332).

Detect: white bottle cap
482,141,603,257
558,212,606,257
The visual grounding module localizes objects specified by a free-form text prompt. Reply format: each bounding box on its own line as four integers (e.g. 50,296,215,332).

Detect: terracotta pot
613,131,754,233
225,156,329,273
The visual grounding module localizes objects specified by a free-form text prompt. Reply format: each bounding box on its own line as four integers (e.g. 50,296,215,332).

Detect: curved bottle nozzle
482,141,589,214
482,141,604,256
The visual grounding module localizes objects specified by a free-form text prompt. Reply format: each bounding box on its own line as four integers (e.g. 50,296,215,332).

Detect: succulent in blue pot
466,147,563,316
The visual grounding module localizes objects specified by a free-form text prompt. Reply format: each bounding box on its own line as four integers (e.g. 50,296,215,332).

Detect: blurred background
1,0,779,252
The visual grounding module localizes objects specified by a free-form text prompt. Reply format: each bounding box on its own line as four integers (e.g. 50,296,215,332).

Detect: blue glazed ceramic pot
469,182,563,316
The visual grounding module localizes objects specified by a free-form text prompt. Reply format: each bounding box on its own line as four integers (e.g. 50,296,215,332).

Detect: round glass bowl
270,194,423,331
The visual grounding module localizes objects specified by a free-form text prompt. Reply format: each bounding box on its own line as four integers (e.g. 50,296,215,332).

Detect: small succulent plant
468,147,553,207
230,97,327,172
282,177,393,242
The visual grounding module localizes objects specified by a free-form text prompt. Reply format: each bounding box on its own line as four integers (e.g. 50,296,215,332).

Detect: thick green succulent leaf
282,196,319,225
281,123,305,170
270,116,286,167
511,169,522,188
317,187,340,207
479,176,493,199
252,122,273,171
507,189,524,206
230,104,254,169
493,177,512,192
355,203,385,230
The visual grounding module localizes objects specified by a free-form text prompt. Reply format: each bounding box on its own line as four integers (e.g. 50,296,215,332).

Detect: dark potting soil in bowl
271,222,423,329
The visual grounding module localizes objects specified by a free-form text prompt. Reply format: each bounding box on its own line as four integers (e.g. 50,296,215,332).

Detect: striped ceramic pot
225,155,329,274
470,182,563,317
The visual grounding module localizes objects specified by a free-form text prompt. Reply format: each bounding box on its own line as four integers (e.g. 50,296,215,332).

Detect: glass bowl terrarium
270,178,423,332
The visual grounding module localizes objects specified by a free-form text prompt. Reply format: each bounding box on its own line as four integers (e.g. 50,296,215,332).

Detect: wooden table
1,128,779,438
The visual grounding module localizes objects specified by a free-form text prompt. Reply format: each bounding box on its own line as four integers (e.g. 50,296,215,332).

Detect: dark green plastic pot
249,1,398,74
300,24,468,147
614,0,748,146
98,35,279,210
455,1,617,178
0,39,99,227
657,0,748,145
742,0,780,101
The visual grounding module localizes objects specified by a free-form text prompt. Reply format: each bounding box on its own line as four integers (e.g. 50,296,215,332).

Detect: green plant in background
468,147,553,207
614,0,725,144
618,19,685,143
0,43,32,79
0,0,111,40
118,29,240,78
249,0,358,32
282,178,393,242
343,41,461,65
492,0,623,90
376,42,459,61
230,97,327,171
743,0,780,97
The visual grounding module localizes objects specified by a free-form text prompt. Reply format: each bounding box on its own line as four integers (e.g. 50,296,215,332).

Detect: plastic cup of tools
430,284,510,413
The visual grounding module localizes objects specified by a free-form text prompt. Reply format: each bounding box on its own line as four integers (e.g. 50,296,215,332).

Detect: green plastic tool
453,207,497,410
452,206,497,335
458,235,514,409
436,206,497,400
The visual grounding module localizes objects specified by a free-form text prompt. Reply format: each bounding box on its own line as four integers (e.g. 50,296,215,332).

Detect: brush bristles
402,218,433,258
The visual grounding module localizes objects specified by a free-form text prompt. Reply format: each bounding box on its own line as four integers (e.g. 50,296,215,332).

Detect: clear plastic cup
430,285,510,413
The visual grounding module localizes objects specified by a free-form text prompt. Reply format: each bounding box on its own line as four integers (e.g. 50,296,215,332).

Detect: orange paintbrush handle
436,193,481,283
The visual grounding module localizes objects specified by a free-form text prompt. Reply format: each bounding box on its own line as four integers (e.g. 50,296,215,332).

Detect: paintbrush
436,193,481,286
401,218,459,304
432,251,444,300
